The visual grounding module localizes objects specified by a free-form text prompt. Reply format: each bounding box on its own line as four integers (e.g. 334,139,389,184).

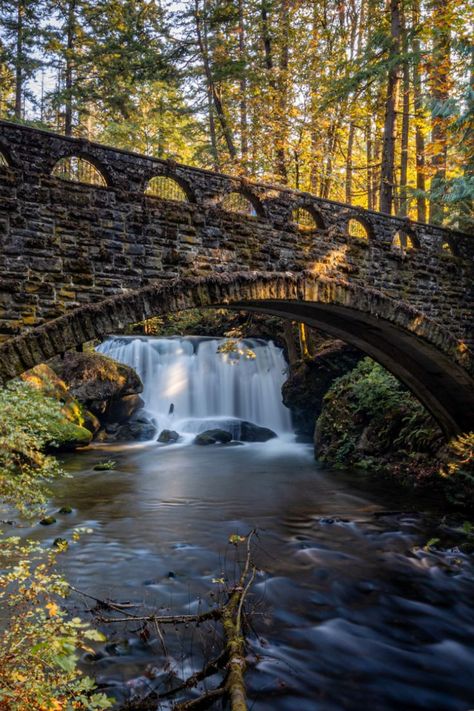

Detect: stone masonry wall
0,120,473,348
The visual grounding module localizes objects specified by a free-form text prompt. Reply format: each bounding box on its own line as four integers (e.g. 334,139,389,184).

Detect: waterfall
97,336,292,435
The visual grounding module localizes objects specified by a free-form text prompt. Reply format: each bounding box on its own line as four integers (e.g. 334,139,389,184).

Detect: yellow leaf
46,602,59,617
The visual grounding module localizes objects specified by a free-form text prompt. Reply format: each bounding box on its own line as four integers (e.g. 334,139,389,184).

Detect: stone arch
291,205,325,230
347,216,372,240
221,190,262,217
0,272,472,438
51,154,109,187
145,174,193,203
391,230,419,255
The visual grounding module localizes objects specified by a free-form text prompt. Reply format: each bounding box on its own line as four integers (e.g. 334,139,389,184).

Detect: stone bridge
0,120,473,436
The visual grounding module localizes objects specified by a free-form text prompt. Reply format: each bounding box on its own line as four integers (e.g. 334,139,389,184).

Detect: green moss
47,420,92,451
315,358,443,485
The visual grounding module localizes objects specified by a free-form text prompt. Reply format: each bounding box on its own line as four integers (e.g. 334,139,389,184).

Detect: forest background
0,0,472,230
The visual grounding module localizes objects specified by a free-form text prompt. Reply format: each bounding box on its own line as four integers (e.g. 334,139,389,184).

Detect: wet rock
40,516,56,526
111,421,156,442
53,537,68,549
46,422,93,451
194,428,232,445
58,506,73,514
239,420,277,442
157,429,180,443
105,393,145,424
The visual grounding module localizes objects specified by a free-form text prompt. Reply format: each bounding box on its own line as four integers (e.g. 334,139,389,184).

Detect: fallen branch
77,531,258,711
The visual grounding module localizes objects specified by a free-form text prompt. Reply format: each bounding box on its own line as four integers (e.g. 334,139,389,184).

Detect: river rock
157,429,180,443
111,421,156,442
194,428,233,445
239,421,277,442
49,351,144,426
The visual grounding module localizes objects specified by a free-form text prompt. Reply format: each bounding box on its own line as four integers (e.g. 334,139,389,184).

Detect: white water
97,336,292,435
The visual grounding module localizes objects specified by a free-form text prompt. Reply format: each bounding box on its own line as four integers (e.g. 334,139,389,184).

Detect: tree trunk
345,121,355,204
238,0,248,165
379,0,401,214
282,321,299,369
428,0,452,225
14,0,24,120
366,121,374,209
194,0,237,162
274,0,289,183
399,5,410,217
64,0,76,136
412,0,426,222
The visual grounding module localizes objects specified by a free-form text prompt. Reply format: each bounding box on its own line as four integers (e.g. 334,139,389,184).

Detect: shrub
0,380,111,710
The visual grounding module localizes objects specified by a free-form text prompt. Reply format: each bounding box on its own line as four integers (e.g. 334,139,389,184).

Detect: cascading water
97,336,292,437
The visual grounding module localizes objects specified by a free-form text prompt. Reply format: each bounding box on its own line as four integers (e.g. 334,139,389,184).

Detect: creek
25,337,474,710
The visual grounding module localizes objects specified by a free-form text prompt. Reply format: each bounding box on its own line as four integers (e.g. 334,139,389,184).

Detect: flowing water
97,336,292,436
22,338,474,709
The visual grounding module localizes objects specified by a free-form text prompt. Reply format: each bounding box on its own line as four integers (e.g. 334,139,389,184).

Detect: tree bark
412,0,426,222
379,0,401,214
238,0,248,164
428,0,452,225
64,0,76,136
399,4,410,217
14,0,24,120
194,0,237,162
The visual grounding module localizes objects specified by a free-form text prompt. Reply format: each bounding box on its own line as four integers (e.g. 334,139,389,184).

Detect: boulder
110,421,156,442
239,421,277,442
49,351,143,426
194,429,232,445
158,429,180,444
105,393,145,424
46,420,93,451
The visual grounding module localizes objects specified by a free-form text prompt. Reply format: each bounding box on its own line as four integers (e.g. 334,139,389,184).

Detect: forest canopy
0,0,472,229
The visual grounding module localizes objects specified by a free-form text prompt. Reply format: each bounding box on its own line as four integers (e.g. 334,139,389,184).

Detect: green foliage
316,358,443,476
0,380,70,515
440,432,474,506
0,533,112,710
0,381,111,710
216,340,256,362
93,459,116,471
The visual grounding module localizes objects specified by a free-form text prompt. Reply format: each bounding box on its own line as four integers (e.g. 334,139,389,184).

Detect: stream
24,438,474,710
17,336,474,709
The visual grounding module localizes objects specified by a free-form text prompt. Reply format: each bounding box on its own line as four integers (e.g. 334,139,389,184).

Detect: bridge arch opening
145,175,192,202
221,190,261,217
291,206,325,230
0,273,472,439
441,239,457,256
52,155,108,187
392,230,419,255
347,217,371,240
0,151,8,167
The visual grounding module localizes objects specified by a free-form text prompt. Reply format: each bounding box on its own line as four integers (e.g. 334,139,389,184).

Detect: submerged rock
239,420,277,442
157,429,180,444
111,420,156,442
194,429,232,445
40,516,56,526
